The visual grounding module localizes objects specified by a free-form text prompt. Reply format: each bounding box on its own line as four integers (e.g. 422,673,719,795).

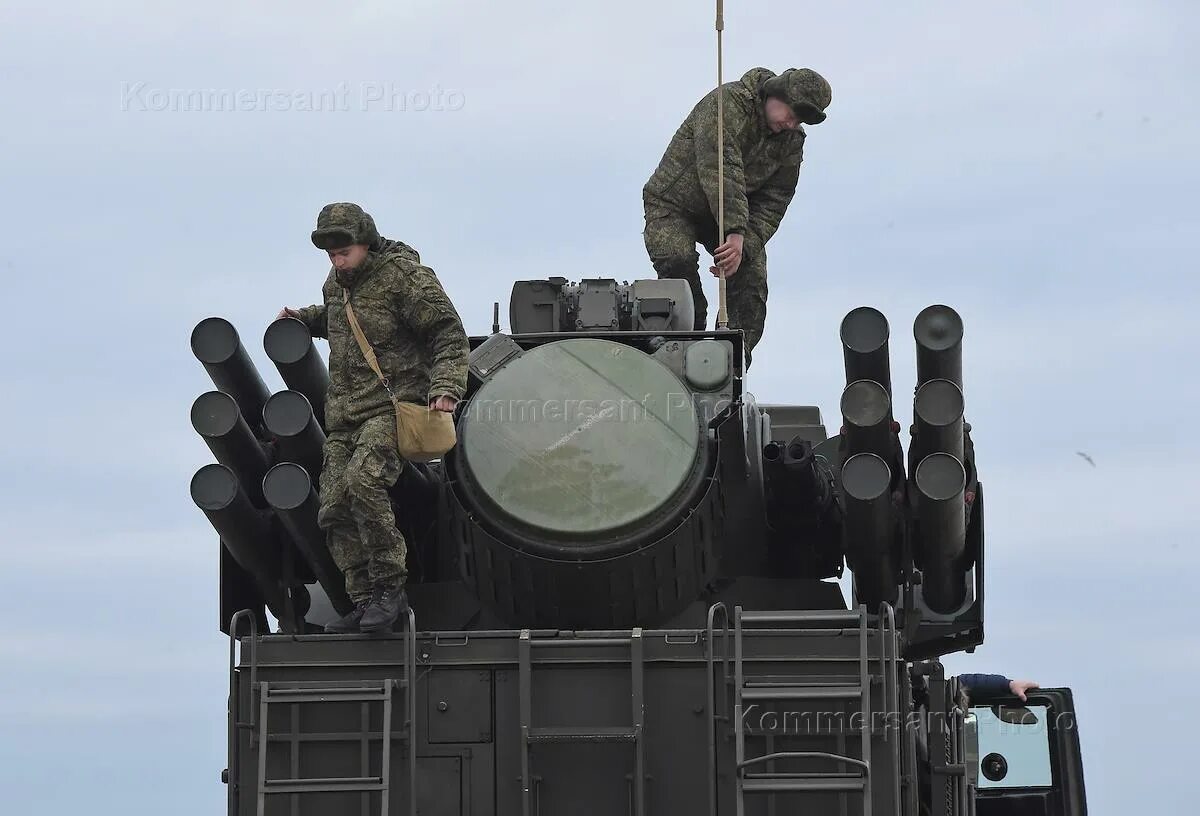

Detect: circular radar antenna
459,338,705,547
448,338,720,628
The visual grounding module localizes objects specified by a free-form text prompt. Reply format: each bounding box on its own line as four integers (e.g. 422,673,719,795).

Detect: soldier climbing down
279,202,469,634
642,66,832,367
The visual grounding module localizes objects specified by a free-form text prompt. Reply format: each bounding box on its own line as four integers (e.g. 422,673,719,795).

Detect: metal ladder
518,628,647,816
251,607,418,816
733,606,874,816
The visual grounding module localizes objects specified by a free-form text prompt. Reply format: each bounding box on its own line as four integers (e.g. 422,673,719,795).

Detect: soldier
642,67,832,366
376,235,422,264
279,203,469,633
959,674,1041,703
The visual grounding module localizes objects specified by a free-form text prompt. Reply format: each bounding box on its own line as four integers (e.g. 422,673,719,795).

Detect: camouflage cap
761,68,832,125
310,202,381,250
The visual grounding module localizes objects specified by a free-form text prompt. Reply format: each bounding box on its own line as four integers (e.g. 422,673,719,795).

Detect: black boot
359,582,409,633
324,598,370,634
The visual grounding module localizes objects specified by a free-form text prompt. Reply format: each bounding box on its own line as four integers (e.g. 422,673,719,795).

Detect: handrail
403,605,417,816
228,609,259,730
705,602,731,816
738,751,870,773
879,602,901,816
858,603,873,816
226,609,259,816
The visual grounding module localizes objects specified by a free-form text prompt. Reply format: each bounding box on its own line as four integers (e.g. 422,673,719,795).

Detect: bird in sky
1076,451,1096,467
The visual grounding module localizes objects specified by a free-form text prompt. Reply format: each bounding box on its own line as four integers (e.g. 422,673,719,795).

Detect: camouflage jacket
294,251,470,433
377,236,420,263
642,67,806,259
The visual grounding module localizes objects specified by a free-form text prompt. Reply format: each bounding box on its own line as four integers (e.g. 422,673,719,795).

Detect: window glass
971,704,1052,789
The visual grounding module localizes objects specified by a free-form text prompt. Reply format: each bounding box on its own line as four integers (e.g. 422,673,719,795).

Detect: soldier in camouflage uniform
376,235,422,264
279,203,469,633
642,67,832,366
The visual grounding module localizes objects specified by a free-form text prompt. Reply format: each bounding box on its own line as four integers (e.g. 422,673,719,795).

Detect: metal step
263,727,413,743
526,725,640,743
746,771,865,780
743,776,868,794
740,684,863,701
263,681,405,704
742,674,863,686
739,724,890,737
262,776,386,794
738,610,864,626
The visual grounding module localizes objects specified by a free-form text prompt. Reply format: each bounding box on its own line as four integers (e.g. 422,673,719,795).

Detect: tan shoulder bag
342,290,457,462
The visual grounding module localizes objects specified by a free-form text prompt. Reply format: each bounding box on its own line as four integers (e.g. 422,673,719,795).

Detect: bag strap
343,288,397,401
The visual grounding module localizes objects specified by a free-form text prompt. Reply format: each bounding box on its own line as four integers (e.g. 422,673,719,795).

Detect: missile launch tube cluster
835,303,977,615
189,316,352,631
189,286,983,636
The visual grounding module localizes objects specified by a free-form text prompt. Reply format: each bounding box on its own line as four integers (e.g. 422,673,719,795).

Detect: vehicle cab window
969,704,1053,789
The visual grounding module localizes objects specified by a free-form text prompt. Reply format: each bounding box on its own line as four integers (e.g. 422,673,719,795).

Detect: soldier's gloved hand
429,395,458,413
711,233,744,278
278,307,301,319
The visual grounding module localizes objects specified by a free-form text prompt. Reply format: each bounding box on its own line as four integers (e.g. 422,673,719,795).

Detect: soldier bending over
642,67,832,367
280,203,469,633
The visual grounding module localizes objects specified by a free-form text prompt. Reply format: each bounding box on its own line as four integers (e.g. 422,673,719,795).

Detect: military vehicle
190,277,1088,815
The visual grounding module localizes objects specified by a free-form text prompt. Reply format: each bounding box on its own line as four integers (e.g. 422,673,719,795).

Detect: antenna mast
715,0,729,329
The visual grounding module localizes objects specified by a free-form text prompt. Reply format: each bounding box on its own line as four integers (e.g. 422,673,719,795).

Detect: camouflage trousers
316,413,407,603
642,203,768,366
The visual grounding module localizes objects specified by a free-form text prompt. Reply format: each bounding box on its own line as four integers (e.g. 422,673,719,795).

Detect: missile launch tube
262,390,326,482
841,452,898,606
263,317,330,427
191,391,270,507
840,379,894,457
191,463,288,618
915,452,969,613
914,305,963,389
262,462,352,615
191,317,272,431
840,306,892,395
913,378,965,464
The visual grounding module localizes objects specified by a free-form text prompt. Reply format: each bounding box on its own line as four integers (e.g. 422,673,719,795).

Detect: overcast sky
1,1,1196,813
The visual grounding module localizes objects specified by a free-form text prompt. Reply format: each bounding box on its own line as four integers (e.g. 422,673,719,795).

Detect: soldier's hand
1008,679,1040,702
429,395,458,413
278,307,301,319
712,233,744,277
